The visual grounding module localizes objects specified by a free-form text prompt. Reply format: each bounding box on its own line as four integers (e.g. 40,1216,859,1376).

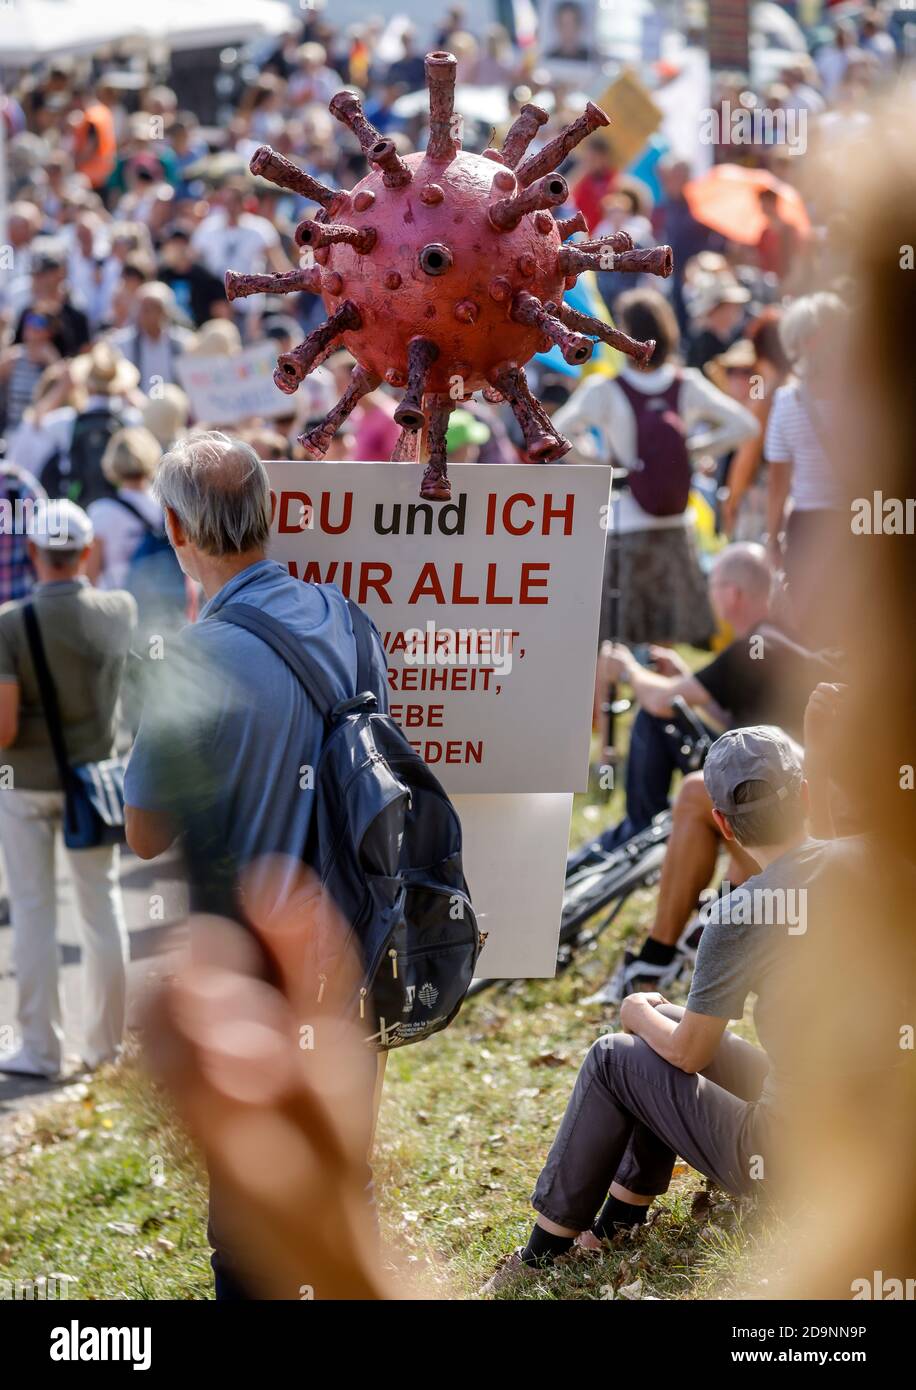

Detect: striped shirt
764,382,840,511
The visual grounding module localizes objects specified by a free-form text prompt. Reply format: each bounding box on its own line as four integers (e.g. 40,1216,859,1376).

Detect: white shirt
191,212,280,314
87,487,164,590
5,395,143,484
551,363,760,533
763,381,840,512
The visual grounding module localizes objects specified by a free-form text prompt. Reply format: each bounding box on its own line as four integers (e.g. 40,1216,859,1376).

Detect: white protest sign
457,792,573,977
177,343,289,425
265,461,611,794
264,461,609,978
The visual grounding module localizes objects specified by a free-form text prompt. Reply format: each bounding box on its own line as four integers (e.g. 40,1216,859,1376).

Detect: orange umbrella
683,164,811,246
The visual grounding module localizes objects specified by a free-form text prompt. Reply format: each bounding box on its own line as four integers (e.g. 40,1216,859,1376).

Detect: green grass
0,649,774,1300
0,914,771,1300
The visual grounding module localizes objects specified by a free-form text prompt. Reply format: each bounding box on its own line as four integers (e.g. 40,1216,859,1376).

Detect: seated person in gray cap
483,715,842,1290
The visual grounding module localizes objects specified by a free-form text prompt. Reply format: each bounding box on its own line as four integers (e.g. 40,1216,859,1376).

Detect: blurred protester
289,43,344,107
716,309,792,541
191,184,287,334
0,201,43,324
685,275,750,371
109,282,194,394
0,502,134,1079
38,344,143,506
815,21,862,100
756,188,800,282
384,24,427,90
158,224,229,328
859,9,897,73
588,540,826,843
779,59,826,117
141,384,191,453
654,159,724,333
85,428,164,591
0,462,47,604
12,242,90,359
122,431,390,1298
553,290,758,647
764,292,850,646
445,408,490,463
570,136,617,233
471,25,518,86
353,388,401,462
69,86,118,193
0,310,60,433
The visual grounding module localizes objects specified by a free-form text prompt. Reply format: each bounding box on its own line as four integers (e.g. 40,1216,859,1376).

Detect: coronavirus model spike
224,267,323,301
225,51,670,498
299,364,380,459
498,103,549,168
422,395,456,500
514,103,610,189
490,364,570,463
274,300,361,393
558,244,674,279
545,300,656,368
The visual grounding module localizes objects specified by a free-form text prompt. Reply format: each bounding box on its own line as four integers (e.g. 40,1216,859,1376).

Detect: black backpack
214,598,483,1050
43,407,124,507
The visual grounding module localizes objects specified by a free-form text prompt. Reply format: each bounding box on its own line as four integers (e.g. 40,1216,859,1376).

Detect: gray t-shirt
0,577,136,791
688,837,830,1109
687,833,916,1111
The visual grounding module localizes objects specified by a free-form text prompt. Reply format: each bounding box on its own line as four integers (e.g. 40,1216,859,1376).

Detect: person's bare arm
767,458,793,561
620,992,728,1073
598,642,714,720
0,681,20,747
266,241,291,274
722,408,766,534
803,682,846,840
125,804,177,860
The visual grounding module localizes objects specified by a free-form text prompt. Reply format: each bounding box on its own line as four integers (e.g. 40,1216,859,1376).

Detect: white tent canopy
0,0,296,67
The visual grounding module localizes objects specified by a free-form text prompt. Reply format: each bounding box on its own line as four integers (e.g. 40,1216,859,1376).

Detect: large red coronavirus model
225,51,673,500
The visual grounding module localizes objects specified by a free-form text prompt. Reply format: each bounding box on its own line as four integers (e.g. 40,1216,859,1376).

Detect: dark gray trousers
532,1006,773,1231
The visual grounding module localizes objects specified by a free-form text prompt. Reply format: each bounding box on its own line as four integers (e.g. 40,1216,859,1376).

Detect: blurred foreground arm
142,863,392,1300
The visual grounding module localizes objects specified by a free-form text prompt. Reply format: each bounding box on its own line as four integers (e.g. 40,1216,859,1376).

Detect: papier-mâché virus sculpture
225,51,673,500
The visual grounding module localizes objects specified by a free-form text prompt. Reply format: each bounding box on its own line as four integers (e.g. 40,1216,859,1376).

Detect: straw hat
141,384,190,448
70,343,139,396
186,318,243,357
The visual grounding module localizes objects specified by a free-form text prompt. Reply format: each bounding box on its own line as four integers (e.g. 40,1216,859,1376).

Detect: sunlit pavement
0,850,188,1121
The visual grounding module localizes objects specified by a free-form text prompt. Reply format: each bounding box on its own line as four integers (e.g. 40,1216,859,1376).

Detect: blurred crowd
1,2,916,1305
1,3,912,568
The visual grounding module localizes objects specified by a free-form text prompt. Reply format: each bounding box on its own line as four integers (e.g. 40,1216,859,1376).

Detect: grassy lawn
0,657,777,1300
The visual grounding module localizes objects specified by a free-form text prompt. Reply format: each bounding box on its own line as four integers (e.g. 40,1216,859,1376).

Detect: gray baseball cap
703,725,803,816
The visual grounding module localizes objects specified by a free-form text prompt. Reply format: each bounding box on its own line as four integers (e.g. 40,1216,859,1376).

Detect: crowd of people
1,3,914,1302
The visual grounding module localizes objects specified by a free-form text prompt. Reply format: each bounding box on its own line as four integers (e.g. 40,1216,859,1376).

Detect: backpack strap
214,602,338,723
21,602,73,791
345,598,376,694
108,493,161,535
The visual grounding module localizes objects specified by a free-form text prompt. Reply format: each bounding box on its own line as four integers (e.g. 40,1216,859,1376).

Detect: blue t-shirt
125,559,389,890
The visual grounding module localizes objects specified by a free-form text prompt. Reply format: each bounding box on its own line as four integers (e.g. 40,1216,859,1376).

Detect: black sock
520,1224,575,1267
638,938,676,967
593,1195,650,1241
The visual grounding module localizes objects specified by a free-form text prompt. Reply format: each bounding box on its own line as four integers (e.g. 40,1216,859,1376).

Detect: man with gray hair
584,541,839,1000
124,430,388,1297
